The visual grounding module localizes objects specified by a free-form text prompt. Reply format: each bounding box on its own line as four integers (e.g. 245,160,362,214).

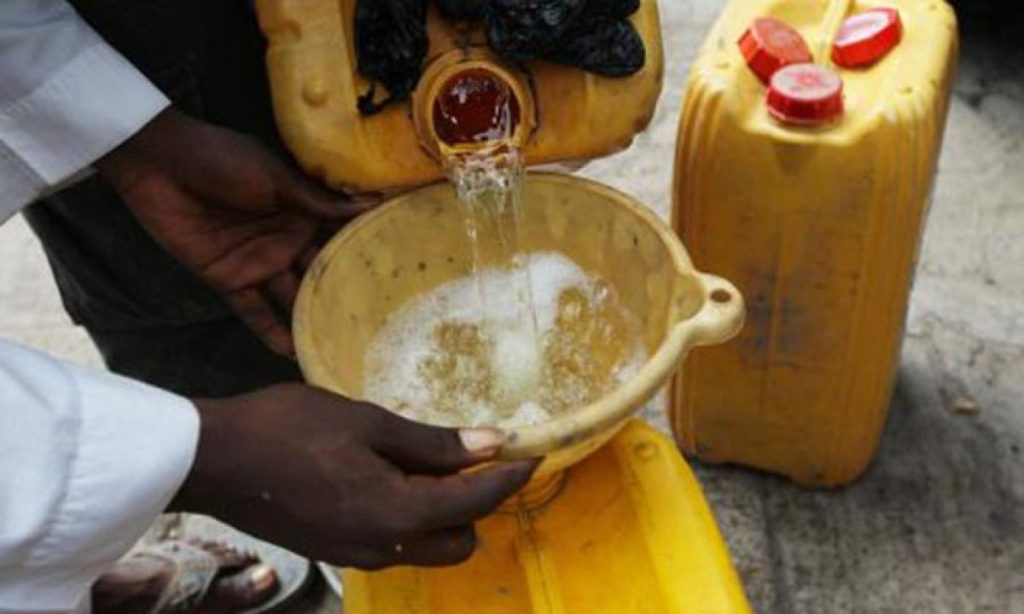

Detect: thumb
370,410,507,476
273,165,377,221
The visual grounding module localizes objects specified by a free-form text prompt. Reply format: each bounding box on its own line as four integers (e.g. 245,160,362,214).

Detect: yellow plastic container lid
342,420,752,614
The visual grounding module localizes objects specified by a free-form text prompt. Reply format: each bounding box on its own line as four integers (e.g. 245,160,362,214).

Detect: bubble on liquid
363,252,647,429
491,322,543,404
500,401,550,428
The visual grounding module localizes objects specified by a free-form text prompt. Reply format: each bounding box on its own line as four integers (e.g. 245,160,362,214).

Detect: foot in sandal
91,539,279,613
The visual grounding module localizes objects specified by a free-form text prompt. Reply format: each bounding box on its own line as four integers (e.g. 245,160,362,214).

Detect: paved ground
2,2,1022,612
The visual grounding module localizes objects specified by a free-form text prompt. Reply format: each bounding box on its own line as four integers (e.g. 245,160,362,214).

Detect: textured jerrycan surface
255,0,663,192
342,420,752,614
671,0,958,486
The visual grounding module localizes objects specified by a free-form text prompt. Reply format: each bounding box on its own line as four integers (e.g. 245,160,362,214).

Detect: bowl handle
675,273,745,348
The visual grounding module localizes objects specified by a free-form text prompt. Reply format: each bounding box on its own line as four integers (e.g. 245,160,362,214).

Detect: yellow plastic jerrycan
343,420,751,614
670,0,958,486
254,0,663,192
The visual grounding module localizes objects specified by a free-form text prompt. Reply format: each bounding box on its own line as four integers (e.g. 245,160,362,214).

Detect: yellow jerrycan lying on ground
671,0,958,486
255,0,663,192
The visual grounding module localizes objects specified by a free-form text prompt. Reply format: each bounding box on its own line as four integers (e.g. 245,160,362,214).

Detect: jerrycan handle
673,273,745,348
816,0,855,62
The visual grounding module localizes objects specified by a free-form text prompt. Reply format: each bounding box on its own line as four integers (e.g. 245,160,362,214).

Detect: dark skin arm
95,109,535,568
96,108,366,357
177,385,537,568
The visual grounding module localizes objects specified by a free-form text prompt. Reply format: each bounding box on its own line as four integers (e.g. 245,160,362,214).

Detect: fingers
401,460,540,530
315,220,346,246
274,166,378,222
227,289,294,357
267,271,301,316
368,409,507,475
198,213,313,292
297,244,319,272
345,527,478,570
292,223,345,275
201,214,315,292
393,526,477,567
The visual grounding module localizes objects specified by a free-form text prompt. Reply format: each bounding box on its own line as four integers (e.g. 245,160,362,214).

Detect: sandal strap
134,541,221,614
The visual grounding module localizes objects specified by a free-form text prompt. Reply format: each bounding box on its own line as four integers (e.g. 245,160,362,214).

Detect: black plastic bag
354,0,646,114
355,0,429,115
545,16,645,77
586,0,641,19
486,0,644,75
437,0,487,21
485,0,587,62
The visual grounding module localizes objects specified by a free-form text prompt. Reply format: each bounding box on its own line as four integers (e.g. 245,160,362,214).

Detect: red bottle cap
739,18,813,84
832,8,903,68
767,63,844,125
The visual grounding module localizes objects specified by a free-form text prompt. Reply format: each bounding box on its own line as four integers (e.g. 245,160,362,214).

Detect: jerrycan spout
413,55,537,159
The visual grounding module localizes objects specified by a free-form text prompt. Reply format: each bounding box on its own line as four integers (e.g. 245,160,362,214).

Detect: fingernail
459,428,506,454
250,564,276,591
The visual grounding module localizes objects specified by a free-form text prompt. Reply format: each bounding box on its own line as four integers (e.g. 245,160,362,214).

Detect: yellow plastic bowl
294,173,744,478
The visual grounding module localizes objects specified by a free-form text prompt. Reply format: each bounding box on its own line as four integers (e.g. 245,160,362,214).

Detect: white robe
0,2,200,611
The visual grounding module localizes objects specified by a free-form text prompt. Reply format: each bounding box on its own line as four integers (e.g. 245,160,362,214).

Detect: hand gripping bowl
293,173,744,485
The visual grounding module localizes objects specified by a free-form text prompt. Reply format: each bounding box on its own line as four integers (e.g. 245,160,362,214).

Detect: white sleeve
0,340,199,612
0,0,170,223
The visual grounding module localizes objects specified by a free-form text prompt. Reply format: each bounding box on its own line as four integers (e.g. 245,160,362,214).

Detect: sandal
136,514,314,613
93,539,279,614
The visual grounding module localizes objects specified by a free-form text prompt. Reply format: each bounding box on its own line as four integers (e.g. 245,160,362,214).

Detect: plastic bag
587,0,641,18
437,0,486,21
485,0,643,74
354,0,646,114
546,16,645,76
484,0,587,62
355,0,429,115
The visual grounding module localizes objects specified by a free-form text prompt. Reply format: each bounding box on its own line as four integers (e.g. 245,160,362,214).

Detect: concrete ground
1,1,1022,612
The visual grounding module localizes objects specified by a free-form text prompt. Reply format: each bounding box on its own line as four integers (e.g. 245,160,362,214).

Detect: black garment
23,0,301,397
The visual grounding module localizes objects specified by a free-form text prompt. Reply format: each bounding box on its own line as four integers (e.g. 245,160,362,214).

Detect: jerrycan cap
739,18,812,84
832,7,903,68
767,63,844,125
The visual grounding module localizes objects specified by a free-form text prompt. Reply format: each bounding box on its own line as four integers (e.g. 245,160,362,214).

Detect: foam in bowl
362,251,646,429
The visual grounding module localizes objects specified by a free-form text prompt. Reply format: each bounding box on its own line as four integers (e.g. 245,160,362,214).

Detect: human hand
96,108,371,357
174,384,538,569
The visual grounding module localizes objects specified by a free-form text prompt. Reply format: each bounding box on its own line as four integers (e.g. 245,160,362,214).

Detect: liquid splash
362,68,645,428
363,253,646,428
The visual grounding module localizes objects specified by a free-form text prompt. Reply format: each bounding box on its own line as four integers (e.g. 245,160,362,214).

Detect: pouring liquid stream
362,70,646,428
436,70,545,404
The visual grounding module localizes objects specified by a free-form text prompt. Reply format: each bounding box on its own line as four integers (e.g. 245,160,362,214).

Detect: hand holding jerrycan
672,0,958,486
